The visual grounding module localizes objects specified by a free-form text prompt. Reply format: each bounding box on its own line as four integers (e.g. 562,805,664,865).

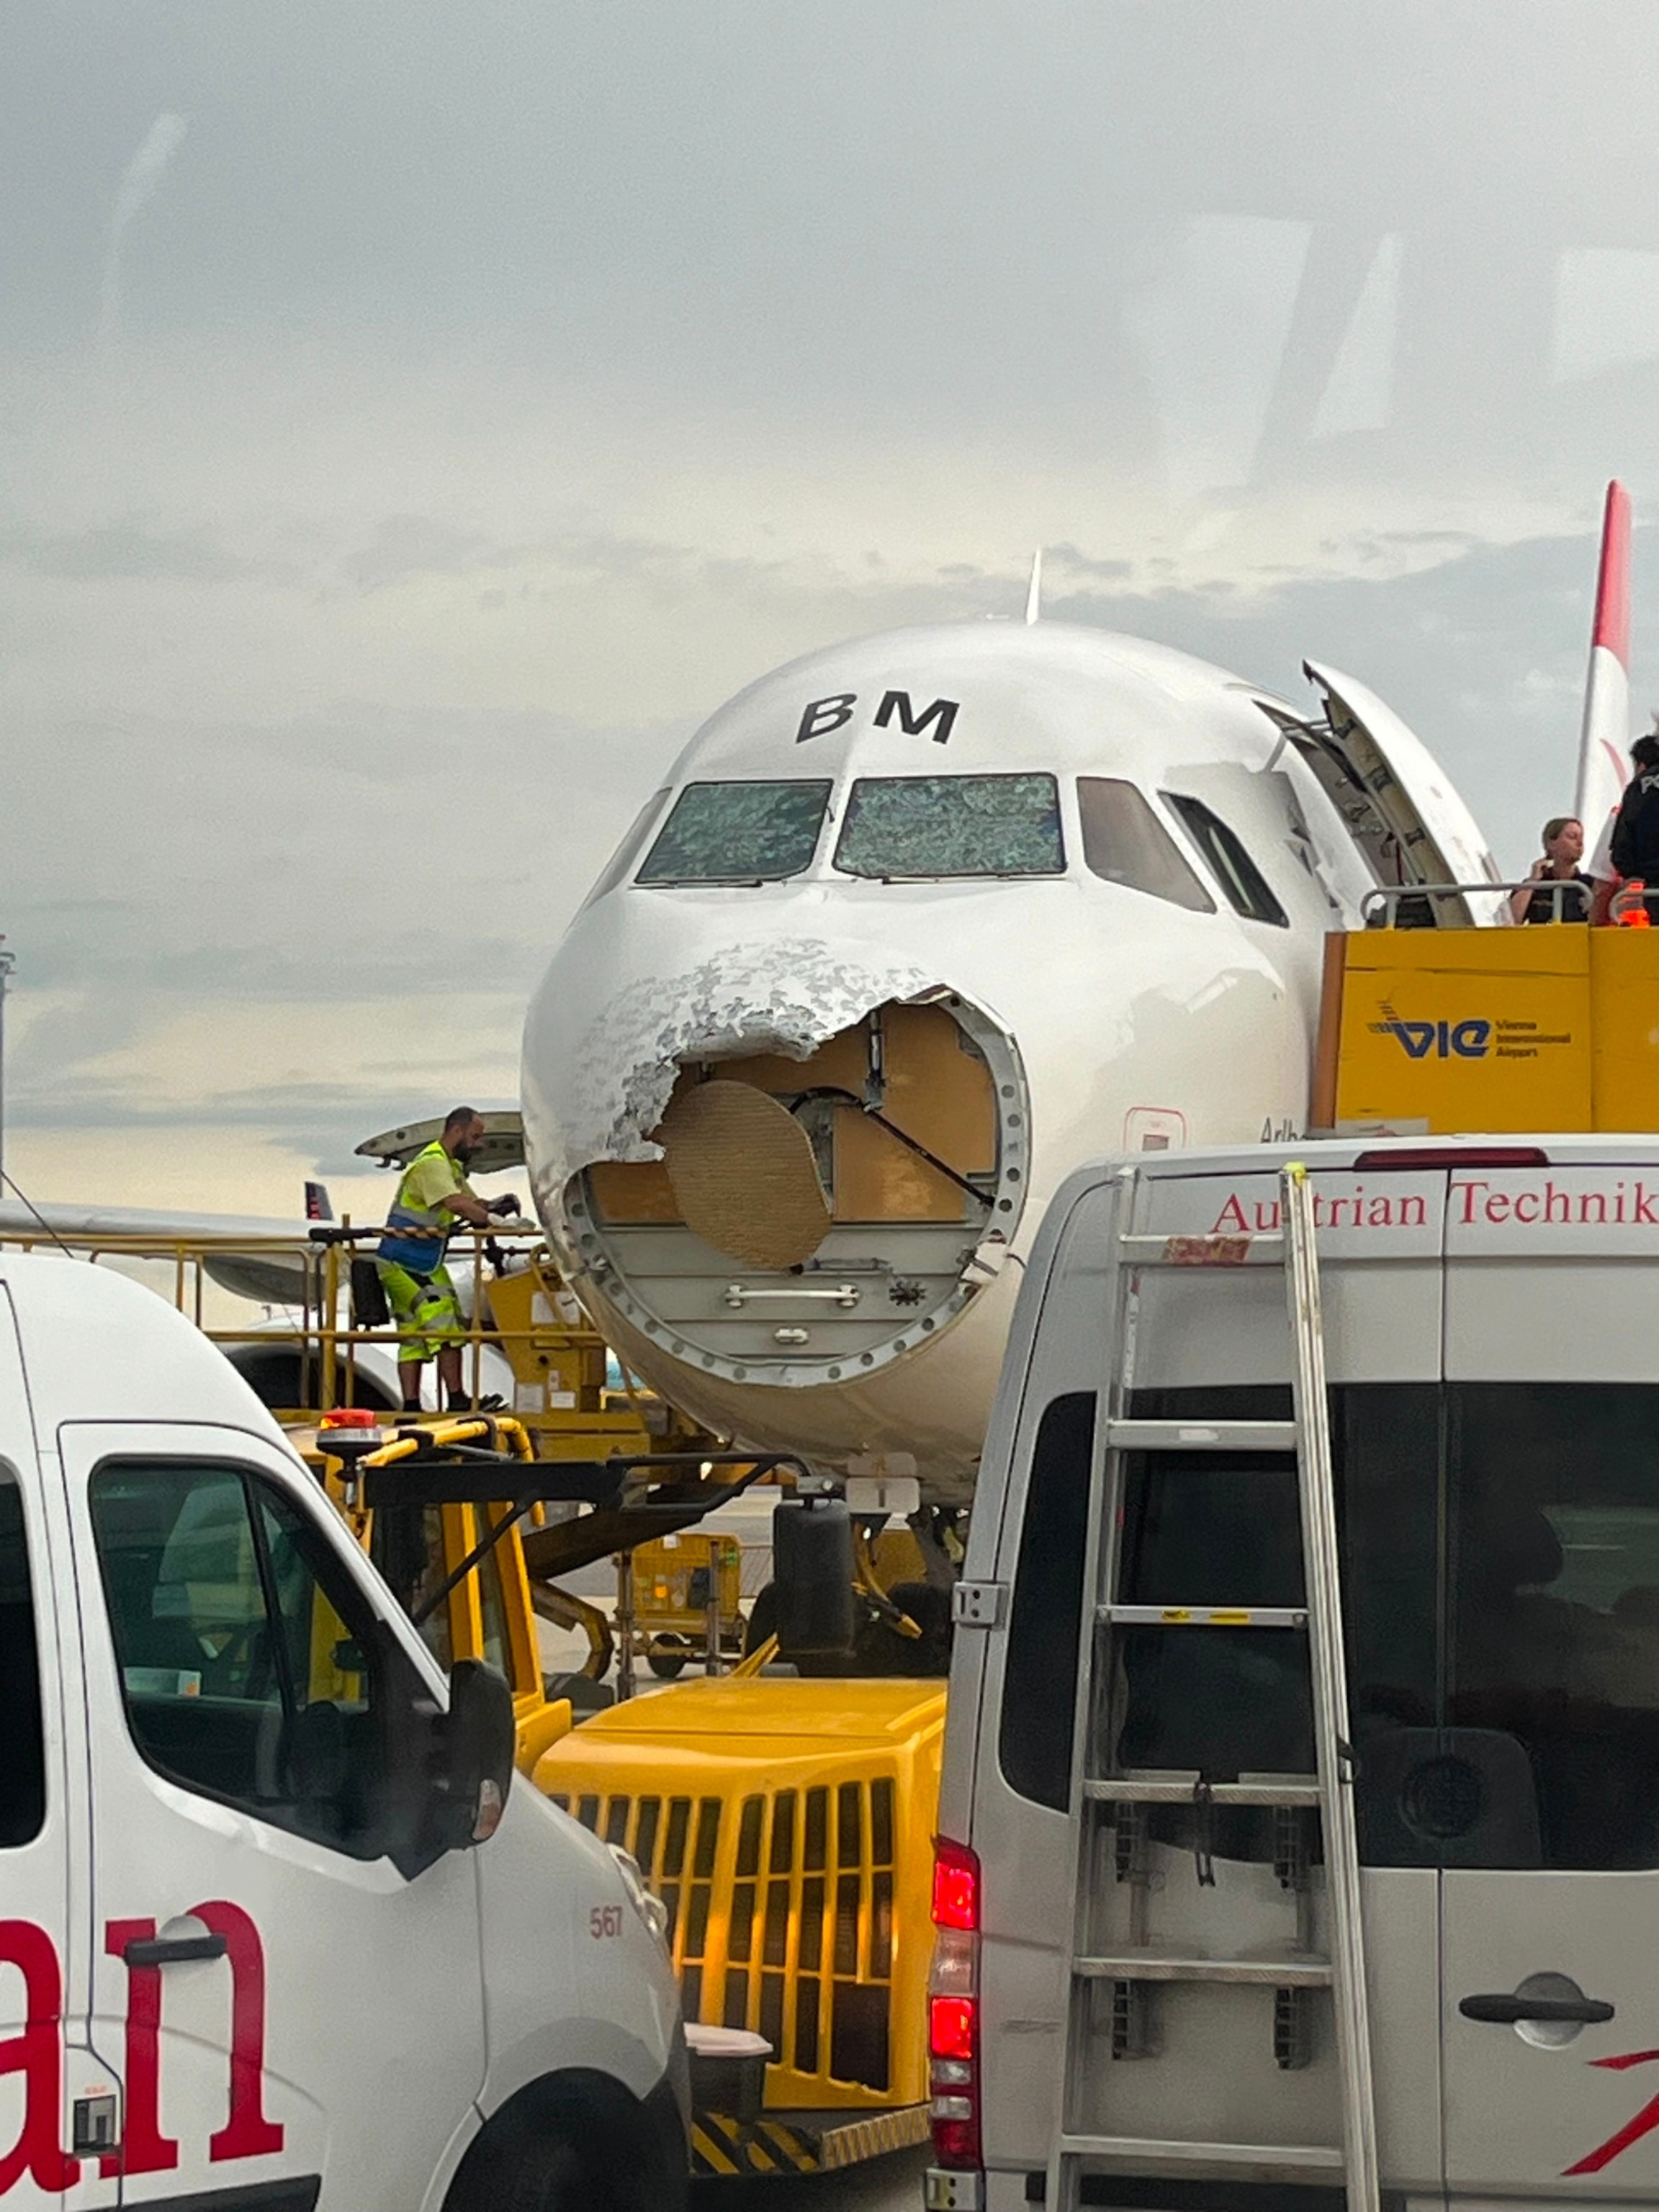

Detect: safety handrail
1359,878,1590,927
0,1220,631,1429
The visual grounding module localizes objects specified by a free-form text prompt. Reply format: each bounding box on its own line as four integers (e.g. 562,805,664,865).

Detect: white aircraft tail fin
1025,548,1043,625
1575,480,1632,847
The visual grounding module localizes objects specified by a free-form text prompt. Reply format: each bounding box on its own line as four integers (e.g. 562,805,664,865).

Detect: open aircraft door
1255,661,1507,927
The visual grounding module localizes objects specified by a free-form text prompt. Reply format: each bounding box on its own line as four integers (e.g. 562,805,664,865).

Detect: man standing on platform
376,1106,519,1412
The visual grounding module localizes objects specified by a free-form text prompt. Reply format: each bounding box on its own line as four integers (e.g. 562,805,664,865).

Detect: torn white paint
523,935,935,1218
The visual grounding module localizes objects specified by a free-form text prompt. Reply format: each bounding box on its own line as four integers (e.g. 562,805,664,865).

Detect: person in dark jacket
1607,733,1659,903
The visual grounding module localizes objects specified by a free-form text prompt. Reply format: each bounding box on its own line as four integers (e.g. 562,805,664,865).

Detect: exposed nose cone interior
657,1079,831,1269
563,990,1027,1388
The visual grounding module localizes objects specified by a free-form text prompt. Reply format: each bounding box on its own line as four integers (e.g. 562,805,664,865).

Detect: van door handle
122,1932,228,1968
1460,1992,1614,2026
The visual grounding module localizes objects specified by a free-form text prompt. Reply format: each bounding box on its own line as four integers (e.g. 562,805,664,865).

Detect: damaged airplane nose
523,939,1030,1418
520,614,1497,1497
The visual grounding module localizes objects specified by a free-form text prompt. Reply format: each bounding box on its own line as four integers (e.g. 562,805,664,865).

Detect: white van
0,1250,687,2211
932,1136,1659,2211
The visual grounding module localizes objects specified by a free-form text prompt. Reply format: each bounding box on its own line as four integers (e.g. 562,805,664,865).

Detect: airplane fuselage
521,620,1488,1498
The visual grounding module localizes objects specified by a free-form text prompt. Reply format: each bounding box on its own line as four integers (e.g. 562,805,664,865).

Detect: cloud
0,518,286,584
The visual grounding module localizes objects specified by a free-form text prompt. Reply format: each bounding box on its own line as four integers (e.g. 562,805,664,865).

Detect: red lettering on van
1565,2048,1659,2175
102,1919,179,2177
192,1901,284,2162
0,1920,78,2194
0,1910,282,2194
1455,1179,1486,1223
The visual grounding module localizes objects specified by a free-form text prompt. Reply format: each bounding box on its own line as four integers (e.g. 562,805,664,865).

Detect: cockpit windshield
636,779,832,884
834,773,1064,879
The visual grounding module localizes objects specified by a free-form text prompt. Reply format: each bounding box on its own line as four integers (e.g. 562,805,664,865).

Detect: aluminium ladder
1045,1161,1380,2212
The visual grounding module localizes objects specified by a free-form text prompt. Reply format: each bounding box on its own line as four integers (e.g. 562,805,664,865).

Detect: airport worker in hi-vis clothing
376,1105,519,1411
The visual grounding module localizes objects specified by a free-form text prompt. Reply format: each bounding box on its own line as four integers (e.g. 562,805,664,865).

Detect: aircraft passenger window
1076,778,1215,912
999,1393,1097,1810
91,1460,423,1860
0,1470,46,1848
1160,793,1290,927
833,773,1064,878
636,780,832,884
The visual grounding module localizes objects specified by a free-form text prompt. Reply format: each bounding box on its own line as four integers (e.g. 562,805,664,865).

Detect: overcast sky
7,0,1659,1213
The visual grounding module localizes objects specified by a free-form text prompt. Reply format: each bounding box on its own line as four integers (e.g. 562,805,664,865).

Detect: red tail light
932,1836,980,1932
930,1839,983,2170
930,1994,976,2062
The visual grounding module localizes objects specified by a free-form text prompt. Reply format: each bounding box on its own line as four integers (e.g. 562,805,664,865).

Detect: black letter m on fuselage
874,690,960,745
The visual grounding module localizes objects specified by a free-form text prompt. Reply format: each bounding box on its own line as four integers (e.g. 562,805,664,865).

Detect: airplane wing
0,1120,532,1305
0,1198,325,1305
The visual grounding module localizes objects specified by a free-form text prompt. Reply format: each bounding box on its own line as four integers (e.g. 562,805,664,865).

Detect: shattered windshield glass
833,774,1064,879
636,779,832,884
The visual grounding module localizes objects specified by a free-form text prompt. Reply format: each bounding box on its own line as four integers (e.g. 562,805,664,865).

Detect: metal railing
1359,878,1591,927
0,1218,650,1444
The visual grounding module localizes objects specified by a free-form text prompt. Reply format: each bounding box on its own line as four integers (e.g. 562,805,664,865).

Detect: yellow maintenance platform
1316,924,1659,1135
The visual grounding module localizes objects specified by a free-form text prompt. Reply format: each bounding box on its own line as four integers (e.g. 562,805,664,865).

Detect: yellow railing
0,1220,674,1457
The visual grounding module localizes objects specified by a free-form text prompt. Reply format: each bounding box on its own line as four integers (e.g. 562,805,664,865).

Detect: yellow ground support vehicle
624,1531,747,1681
297,1411,945,2177
540,1675,943,2176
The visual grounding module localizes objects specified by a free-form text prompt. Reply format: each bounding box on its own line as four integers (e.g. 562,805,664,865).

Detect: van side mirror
429,1659,516,1853
773,1498,856,1661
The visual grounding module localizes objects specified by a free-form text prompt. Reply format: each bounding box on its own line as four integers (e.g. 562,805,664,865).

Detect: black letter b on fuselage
796,694,858,744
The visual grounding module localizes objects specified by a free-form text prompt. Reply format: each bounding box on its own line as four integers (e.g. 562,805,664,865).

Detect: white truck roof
1016,1133,1659,1399
0,1249,295,1443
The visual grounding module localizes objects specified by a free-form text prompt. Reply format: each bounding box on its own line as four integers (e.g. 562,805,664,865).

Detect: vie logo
796,688,961,746
1,1902,281,2193
1375,1017,1492,1061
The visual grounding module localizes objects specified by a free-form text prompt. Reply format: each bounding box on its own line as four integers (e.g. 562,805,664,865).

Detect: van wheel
454,2131,606,2212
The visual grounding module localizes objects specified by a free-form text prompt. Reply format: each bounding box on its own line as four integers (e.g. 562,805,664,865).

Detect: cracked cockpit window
636,781,832,884
834,774,1064,879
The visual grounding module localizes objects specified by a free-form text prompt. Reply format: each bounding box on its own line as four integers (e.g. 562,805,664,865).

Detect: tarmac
691,2144,930,2210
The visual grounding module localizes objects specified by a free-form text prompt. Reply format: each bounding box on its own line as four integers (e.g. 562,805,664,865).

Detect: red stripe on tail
1593,480,1632,665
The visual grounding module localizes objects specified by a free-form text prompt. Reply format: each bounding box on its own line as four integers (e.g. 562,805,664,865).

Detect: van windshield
834,773,1064,879
636,781,831,884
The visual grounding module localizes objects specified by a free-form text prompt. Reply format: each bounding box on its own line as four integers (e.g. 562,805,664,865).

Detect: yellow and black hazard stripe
691,2104,929,2178
692,2113,815,2177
